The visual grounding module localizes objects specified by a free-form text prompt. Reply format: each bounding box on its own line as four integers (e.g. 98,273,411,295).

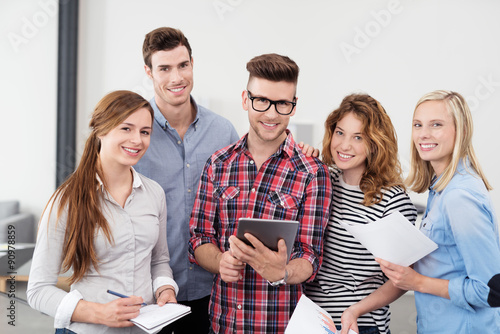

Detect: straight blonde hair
406,90,492,193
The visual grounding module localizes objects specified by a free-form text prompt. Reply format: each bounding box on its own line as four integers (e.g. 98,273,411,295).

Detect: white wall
3,0,500,218
1,0,58,217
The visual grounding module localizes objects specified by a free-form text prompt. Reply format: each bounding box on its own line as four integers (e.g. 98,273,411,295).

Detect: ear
191,56,194,68
144,65,152,78
242,90,249,111
289,96,298,117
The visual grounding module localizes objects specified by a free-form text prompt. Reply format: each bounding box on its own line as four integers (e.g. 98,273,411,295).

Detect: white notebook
131,303,191,334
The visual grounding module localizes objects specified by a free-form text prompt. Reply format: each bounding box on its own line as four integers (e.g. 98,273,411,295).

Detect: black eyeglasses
247,90,296,116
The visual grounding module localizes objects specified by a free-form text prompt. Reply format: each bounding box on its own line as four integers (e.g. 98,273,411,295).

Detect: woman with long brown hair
305,93,417,334
27,90,178,333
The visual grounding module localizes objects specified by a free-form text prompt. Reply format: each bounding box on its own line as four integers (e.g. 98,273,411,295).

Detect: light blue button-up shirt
413,160,500,333
135,97,239,301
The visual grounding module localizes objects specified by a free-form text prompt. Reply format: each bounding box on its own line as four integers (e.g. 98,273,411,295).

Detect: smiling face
145,45,194,110
243,78,296,149
330,112,368,185
412,100,456,176
98,108,153,171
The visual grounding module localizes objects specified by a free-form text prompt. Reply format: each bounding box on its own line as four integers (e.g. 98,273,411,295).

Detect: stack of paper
131,303,191,334
340,211,438,266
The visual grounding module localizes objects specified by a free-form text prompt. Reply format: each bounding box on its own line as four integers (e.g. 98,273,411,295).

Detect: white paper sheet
285,295,357,334
340,211,438,266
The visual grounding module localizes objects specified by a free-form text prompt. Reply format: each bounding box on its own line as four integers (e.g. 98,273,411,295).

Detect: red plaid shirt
189,132,332,333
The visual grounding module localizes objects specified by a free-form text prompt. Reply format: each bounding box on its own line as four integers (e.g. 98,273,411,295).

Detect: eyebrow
122,122,152,130
336,126,362,135
413,118,445,123
156,60,190,68
248,91,295,102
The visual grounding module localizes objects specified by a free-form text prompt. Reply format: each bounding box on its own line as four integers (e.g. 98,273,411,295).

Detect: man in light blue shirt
134,27,238,334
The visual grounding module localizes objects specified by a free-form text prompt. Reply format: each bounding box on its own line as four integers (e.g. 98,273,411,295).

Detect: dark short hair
246,53,299,85
143,27,192,68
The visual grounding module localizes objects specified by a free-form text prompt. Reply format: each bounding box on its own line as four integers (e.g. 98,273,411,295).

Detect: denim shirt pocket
421,211,454,247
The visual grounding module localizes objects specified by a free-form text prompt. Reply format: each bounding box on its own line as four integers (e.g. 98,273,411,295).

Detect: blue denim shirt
413,160,500,333
135,97,239,301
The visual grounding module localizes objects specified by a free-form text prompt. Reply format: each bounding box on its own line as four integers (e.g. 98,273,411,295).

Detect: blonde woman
378,90,500,333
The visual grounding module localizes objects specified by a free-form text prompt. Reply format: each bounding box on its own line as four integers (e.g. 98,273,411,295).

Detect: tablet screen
236,218,299,262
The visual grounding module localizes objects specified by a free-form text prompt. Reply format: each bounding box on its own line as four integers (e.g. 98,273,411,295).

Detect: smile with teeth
420,143,437,149
169,87,184,93
261,122,278,128
123,147,139,154
338,152,354,159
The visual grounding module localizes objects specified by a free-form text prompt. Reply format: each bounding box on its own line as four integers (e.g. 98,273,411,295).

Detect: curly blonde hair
322,93,404,205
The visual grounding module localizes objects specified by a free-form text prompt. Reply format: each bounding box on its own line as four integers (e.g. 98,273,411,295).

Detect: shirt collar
233,129,295,159
96,167,142,192
429,158,470,193
150,96,200,130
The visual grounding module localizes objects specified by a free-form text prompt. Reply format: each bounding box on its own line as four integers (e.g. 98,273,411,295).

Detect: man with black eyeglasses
188,53,333,333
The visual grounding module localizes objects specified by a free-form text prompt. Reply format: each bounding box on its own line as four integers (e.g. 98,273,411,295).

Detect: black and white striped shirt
306,168,417,334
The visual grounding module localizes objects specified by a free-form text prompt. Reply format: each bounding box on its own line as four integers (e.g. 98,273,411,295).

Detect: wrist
346,303,362,319
78,300,101,325
267,269,288,287
156,286,175,300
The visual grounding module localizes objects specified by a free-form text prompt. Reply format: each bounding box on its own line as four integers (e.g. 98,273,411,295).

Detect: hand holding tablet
235,218,299,262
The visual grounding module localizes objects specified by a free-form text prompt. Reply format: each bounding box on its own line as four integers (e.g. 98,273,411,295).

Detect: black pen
107,289,147,306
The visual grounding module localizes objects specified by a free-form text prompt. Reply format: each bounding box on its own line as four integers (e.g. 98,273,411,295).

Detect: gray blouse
27,168,178,333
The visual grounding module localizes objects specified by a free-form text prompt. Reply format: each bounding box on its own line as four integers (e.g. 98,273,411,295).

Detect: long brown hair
44,90,153,284
322,93,404,205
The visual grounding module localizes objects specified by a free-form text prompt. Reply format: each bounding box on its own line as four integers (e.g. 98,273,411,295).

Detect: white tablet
236,218,299,262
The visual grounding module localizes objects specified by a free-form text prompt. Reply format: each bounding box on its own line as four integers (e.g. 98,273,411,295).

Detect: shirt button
222,194,226,199
189,266,193,270
186,163,190,168
280,201,285,206
237,304,242,310
177,140,181,144
250,160,254,165
188,189,192,193
251,188,255,193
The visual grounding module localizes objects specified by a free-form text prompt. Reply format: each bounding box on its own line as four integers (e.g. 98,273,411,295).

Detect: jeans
336,325,390,334
158,295,210,334
55,329,77,334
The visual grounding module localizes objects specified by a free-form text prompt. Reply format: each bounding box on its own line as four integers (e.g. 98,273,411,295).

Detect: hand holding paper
286,295,357,334
130,303,191,334
340,211,437,267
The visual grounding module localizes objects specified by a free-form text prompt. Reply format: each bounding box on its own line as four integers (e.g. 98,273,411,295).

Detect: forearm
194,243,223,274
417,276,450,299
349,281,406,317
71,300,99,324
285,258,313,285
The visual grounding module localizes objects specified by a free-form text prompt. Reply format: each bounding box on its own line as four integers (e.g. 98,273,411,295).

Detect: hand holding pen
107,290,147,306
71,291,143,327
